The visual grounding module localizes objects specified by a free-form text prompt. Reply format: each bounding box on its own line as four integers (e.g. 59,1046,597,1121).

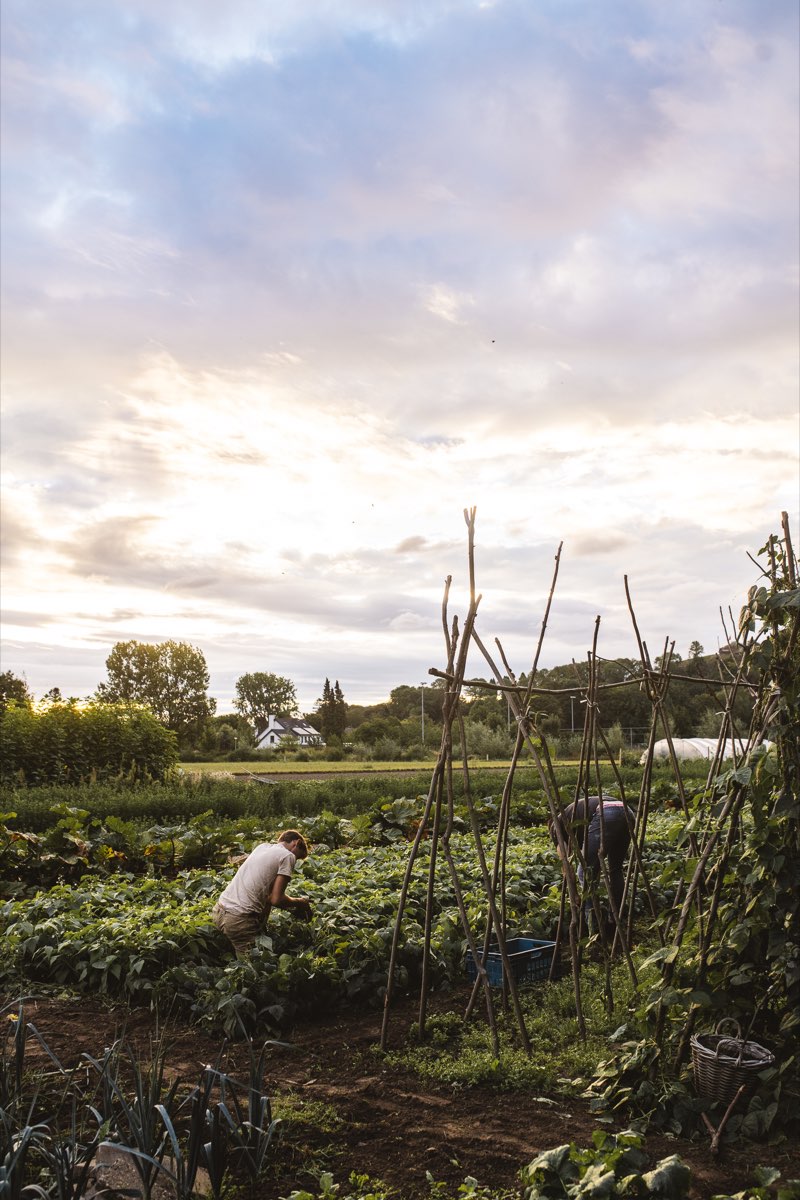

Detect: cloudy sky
1,0,798,713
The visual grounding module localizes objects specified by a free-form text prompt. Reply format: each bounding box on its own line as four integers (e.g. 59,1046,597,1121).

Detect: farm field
3,760,798,1199
181,759,440,774
178,759,544,775
12,987,799,1200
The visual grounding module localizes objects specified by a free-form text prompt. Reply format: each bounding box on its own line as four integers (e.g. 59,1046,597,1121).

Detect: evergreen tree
315,678,347,739
332,680,347,738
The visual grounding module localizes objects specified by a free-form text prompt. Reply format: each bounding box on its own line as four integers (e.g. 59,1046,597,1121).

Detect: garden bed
10,989,798,1199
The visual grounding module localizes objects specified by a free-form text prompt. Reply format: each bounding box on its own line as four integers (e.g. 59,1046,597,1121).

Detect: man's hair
278,830,309,859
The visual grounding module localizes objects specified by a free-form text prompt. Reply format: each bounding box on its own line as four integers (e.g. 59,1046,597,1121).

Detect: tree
204,712,255,751
315,678,347,739
96,640,215,744
688,640,704,659
234,672,297,734
388,683,447,724
0,671,32,712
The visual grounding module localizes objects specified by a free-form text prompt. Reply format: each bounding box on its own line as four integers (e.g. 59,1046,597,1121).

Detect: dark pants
578,809,631,932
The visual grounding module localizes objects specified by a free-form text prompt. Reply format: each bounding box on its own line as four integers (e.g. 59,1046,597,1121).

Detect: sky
1,0,798,715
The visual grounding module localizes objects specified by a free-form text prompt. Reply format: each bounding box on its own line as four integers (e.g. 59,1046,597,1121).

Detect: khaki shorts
212,902,262,956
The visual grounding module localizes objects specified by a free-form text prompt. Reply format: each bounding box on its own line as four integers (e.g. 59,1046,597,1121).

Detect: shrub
0,702,178,786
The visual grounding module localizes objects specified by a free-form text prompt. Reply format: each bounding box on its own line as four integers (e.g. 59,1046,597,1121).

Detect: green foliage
96,639,215,744
519,1129,690,1199
1,1000,279,1199
585,526,800,1142
0,764,629,831
0,828,568,1034
234,671,299,731
0,671,32,711
315,678,347,740
712,1167,800,1200
0,701,178,787
387,962,642,1094
284,1171,394,1200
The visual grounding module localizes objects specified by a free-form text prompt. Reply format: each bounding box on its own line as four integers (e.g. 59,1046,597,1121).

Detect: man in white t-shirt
212,829,312,955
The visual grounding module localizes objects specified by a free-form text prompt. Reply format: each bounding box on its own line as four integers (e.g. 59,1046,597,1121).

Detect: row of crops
1,769,687,1036
2,762,797,1198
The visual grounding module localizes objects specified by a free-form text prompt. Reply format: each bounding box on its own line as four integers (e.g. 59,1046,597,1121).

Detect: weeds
383,963,645,1094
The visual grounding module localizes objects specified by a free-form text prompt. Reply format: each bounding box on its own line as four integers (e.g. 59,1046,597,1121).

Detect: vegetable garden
1,516,798,1198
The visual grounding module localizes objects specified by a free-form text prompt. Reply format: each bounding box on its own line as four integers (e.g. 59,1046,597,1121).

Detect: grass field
178,758,538,774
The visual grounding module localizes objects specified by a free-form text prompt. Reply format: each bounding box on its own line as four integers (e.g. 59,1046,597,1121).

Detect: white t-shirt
218,843,296,916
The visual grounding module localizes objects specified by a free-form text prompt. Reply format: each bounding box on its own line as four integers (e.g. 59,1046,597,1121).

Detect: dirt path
11,989,798,1198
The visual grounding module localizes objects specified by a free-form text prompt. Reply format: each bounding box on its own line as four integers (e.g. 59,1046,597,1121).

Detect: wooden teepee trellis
379,508,798,1059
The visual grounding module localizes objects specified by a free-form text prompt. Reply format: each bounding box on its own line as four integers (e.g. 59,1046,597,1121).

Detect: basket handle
714,1018,749,1067
714,1018,742,1040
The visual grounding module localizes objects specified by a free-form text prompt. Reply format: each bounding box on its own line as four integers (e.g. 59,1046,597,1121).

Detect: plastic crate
465,938,556,987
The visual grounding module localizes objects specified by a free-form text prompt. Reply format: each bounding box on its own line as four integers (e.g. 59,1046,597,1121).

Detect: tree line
0,632,754,764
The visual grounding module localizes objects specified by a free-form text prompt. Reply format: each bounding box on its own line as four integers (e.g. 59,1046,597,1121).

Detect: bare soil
12,989,798,1199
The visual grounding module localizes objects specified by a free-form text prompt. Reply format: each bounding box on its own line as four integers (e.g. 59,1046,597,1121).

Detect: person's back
551,795,633,935
218,841,296,918
212,831,311,956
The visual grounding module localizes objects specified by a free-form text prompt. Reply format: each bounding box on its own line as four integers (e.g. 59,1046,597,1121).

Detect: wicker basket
690,1019,774,1105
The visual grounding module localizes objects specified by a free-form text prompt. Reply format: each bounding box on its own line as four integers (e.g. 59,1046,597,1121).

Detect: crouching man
212,830,312,956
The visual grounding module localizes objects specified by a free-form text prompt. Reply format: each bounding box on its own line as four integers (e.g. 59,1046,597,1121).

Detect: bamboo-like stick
471,626,587,1039
380,570,463,1051
379,756,444,1050
781,511,797,587
418,766,444,1037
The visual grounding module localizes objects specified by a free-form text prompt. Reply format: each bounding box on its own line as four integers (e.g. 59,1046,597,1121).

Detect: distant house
254,716,325,750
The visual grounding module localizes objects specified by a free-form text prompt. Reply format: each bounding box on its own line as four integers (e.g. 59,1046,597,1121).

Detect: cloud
570,532,632,557
424,284,474,324
1,0,797,709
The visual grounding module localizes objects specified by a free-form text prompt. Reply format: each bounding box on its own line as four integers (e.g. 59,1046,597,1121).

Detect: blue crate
465,937,556,987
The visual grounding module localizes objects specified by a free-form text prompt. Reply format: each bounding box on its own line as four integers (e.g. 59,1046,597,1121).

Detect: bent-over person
212,830,312,956
550,795,633,936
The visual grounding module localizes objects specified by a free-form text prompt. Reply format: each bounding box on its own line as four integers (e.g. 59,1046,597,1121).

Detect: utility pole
420,683,426,745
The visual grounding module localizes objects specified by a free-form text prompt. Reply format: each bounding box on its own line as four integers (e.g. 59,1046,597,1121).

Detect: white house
254,715,325,750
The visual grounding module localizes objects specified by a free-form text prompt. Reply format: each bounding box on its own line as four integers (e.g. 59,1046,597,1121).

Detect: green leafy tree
96,640,215,744
203,712,255,752
0,671,32,711
355,716,403,748
388,683,447,724
234,672,297,734
688,640,704,659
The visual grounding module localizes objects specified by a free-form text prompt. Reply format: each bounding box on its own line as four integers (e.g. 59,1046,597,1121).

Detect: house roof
270,716,321,736
254,715,324,745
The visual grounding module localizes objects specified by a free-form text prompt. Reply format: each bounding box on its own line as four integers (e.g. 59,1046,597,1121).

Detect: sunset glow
2,0,798,711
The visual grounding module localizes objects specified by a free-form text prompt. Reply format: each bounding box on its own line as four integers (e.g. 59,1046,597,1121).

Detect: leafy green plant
711,1167,800,1200
2,1001,283,1199
0,701,178,786
283,1170,393,1200
584,526,800,1142
519,1129,691,1199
